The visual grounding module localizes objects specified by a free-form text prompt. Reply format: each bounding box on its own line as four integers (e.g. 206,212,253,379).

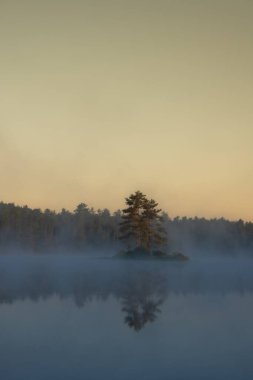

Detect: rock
116,247,189,261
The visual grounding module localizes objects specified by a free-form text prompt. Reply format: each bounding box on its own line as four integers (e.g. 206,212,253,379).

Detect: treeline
0,201,253,254
0,202,121,252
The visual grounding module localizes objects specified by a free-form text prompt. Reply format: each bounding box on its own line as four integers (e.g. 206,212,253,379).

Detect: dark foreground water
0,254,253,380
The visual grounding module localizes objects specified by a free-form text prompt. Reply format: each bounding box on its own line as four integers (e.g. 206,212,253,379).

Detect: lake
0,254,253,380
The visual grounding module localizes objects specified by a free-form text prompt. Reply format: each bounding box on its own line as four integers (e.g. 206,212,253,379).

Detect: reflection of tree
122,295,163,331
0,262,253,316
121,272,168,331
0,265,169,330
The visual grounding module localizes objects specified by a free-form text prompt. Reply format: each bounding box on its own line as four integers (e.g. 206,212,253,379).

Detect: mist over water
0,253,253,379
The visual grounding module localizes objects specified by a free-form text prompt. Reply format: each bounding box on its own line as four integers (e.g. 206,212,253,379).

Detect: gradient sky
1,0,253,220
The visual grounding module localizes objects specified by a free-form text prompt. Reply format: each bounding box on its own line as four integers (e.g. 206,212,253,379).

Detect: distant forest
0,201,253,254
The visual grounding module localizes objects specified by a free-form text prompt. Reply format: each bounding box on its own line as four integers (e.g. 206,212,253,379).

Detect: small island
117,191,189,261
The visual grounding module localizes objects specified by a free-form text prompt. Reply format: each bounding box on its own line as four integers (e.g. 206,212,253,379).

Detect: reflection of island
1,257,253,330
121,273,168,331
122,295,162,331
0,261,169,329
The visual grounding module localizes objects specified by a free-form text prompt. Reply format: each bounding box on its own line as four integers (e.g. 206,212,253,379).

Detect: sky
0,0,253,220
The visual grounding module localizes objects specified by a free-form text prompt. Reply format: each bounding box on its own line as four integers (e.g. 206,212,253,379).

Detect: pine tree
119,191,146,248
119,191,167,253
142,198,167,251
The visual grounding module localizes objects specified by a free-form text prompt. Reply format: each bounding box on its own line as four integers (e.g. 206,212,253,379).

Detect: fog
1,254,253,307
1,201,253,256
1,254,253,379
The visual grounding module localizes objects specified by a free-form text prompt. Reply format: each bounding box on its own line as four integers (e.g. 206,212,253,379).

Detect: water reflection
0,263,169,329
1,256,253,330
121,273,167,331
2,257,253,380
122,295,162,331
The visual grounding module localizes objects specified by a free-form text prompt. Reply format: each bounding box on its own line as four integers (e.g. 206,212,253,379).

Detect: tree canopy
0,200,253,254
119,191,167,252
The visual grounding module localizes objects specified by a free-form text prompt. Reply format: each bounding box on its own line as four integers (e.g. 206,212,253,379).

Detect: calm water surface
0,255,253,380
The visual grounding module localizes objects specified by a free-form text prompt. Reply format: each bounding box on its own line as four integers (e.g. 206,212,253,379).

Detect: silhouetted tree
142,197,167,250
0,199,253,254
119,191,167,252
119,191,146,248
